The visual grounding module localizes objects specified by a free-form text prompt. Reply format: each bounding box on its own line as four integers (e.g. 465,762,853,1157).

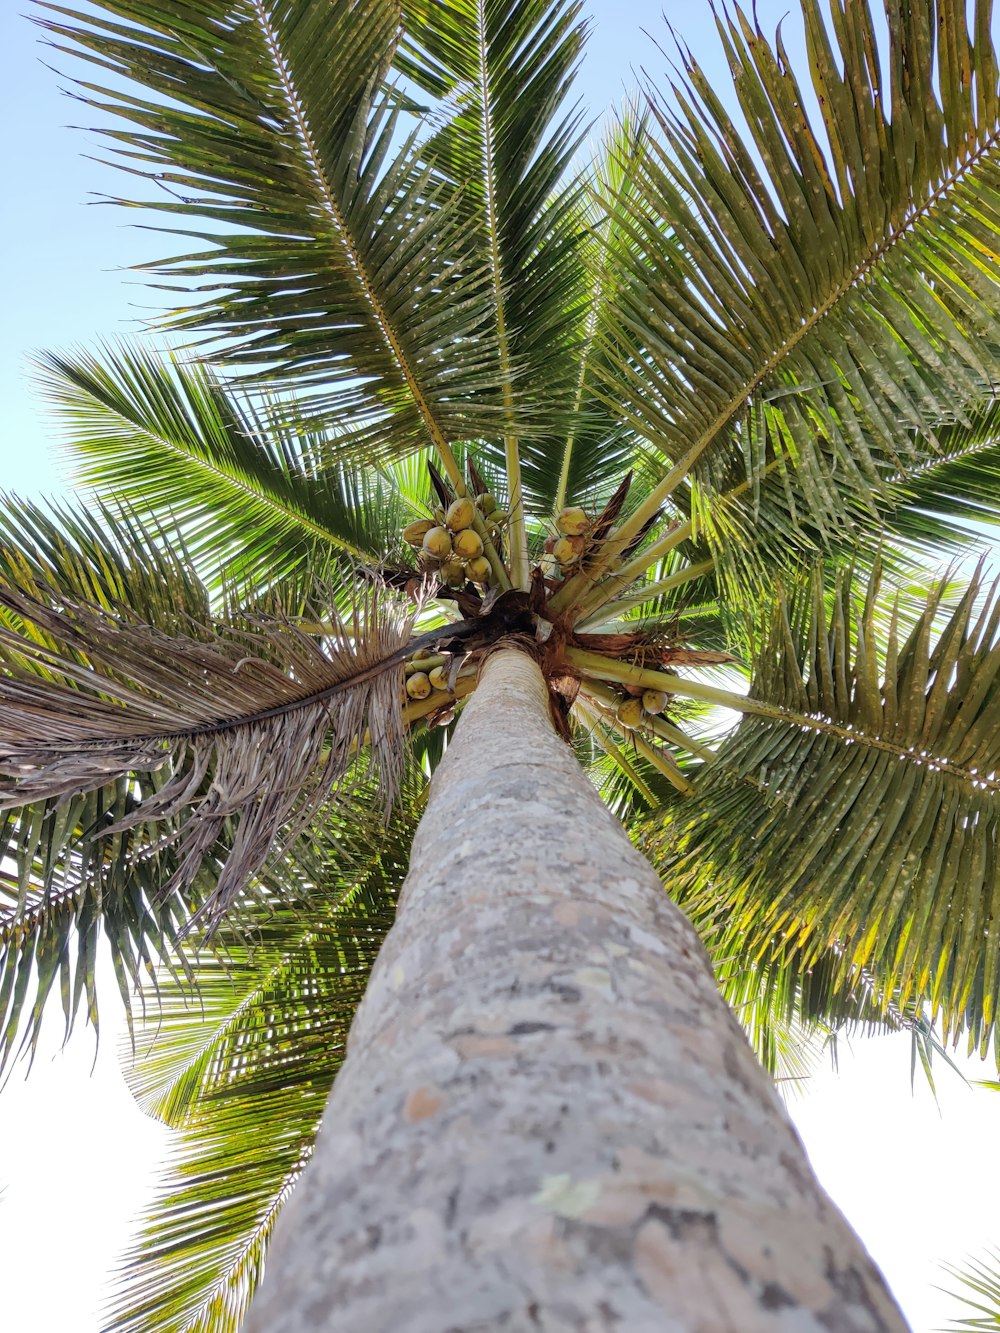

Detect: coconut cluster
402,492,506,590
615,688,669,729
540,506,591,581
403,652,452,700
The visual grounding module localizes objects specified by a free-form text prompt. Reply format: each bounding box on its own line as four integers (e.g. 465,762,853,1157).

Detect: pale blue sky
0,4,997,1330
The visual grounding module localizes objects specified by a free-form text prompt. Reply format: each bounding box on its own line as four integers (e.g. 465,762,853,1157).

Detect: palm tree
3,0,1000,1325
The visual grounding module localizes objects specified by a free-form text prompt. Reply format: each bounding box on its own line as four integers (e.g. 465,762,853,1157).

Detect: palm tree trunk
246,646,906,1332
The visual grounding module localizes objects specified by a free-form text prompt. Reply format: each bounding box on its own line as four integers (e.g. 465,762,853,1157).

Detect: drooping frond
36,0,504,463
105,805,411,1333
35,343,406,591
646,565,1000,1054
582,0,1000,589
0,572,413,943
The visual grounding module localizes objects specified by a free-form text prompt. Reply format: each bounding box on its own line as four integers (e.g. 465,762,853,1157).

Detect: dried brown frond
0,577,414,931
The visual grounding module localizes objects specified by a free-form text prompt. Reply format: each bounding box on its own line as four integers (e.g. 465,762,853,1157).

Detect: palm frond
36,0,504,464
584,0,1000,584
645,564,1000,1054
939,1248,1000,1330
36,343,406,591
0,572,413,941
401,0,600,530
105,806,410,1333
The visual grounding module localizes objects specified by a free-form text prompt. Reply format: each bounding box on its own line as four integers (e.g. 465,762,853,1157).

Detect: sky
1,2,999,1330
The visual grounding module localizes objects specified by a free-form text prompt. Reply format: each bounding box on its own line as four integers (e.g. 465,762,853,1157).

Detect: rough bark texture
246,647,907,1332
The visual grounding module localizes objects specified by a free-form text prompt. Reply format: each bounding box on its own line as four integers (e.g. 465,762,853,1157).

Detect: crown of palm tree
3,0,1000,1325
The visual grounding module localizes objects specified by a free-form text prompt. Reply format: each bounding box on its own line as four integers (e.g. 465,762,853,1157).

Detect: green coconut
553,536,579,567
440,558,467,587
402,519,435,548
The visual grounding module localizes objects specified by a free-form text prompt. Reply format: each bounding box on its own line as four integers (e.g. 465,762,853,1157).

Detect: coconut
539,552,561,580
402,519,435,547
417,549,441,571
642,689,669,716
445,497,476,531
476,492,497,514
422,526,453,559
453,529,484,560
466,555,492,584
553,536,579,567
405,671,432,699
440,558,467,587
556,506,589,536
428,665,449,692
616,697,645,729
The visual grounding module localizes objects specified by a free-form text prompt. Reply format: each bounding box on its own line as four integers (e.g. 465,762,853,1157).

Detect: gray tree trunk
246,646,907,1332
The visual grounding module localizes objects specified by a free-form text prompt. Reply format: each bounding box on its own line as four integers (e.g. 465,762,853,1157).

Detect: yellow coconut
616,697,645,729
556,506,589,536
428,665,449,692
553,536,580,567
440,558,467,587
539,552,561,580
642,689,669,716
405,671,432,699
453,529,484,560
467,555,492,584
445,497,476,531
422,526,453,559
402,519,435,548
476,492,497,515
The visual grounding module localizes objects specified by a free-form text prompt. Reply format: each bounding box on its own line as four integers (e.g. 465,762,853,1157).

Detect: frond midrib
598,125,1000,561
77,401,368,562
248,0,455,462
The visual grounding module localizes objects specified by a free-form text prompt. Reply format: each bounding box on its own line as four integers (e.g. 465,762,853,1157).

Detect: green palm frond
585,0,1000,585
939,1248,1000,1330
36,0,504,465
35,344,405,591
645,564,1000,1054
105,804,411,1333
887,396,1000,550
401,0,595,546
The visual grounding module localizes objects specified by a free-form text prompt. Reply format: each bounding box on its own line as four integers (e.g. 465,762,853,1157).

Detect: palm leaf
939,1248,1000,1330
36,343,406,590
104,806,410,1333
0,574,413,932
0,501,223,1064
645,564,1000,1053
400,0,595,538
581,0,1000,586
36,0,504,465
